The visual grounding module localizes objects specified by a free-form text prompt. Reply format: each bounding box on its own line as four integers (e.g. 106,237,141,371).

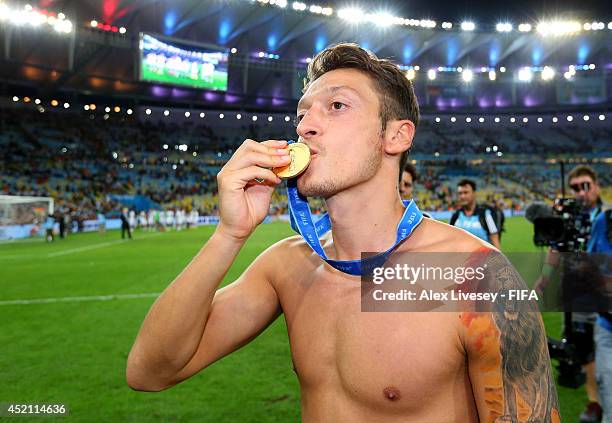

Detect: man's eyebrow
297,85,361,111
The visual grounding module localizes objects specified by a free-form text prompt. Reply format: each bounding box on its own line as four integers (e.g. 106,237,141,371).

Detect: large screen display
139,33,228,91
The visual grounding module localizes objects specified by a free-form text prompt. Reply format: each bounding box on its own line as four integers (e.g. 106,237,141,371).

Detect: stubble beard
297,143,383,198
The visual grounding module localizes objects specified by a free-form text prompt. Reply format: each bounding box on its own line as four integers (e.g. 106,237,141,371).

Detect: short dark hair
401,162,418,184
458,179,476,191
568,165,598,185
304,43,420,180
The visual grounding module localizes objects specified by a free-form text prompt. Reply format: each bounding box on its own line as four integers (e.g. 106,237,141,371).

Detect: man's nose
296,110,320,140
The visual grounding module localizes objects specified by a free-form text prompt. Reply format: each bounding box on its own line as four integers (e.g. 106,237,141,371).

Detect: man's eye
332,102,345,110
294,115,304,126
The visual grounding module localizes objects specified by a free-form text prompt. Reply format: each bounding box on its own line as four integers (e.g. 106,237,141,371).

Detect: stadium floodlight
589,64,595,70
12,96,18,102
230,47,237,54
478,117,484,123
252,115,258,121
285,116,291,122
552,117,558,123
127,109,133,115
90,104,96,110
119,27,126,34
441,22,452,29
184,111,190,118
599,114,606,121
63,102,69,108
537,117,543,123
466,117,472,123
267,116,273,122
583,115,589,121
522,117,528,123
427,69,436,80
541,66,555,81
563,71,572,80
566,115,573,121
518,23,532,32
536,20,581,36
104,106,110,113
406,68,416,80
219,113,224,119
435,117,441,123
486,146,491,152
84,105,90,111
193,152,197,157
488,70,496,81
199,112,205,118
90,20,98,28
461,21,475,31
518,67,533,82
609,22,612,30
114,106,120,113
492,145,498,152
163,144,168,150
236,113,242,119
34,98,41,104
450,117,456,122
369,12,395,27
145,108,151,115
500,66,506,73
461,69,473,82
163,110,169,116
494,117,500,123
258,51,265,58
510,117,516,123
496,22,512,32
51,100,58,107
338,7,364,23
292,2,306,11
497,151,503,157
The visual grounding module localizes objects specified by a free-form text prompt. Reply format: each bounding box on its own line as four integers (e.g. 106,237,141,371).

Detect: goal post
0,195,55,238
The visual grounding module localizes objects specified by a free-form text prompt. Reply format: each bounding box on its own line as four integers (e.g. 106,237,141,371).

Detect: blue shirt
587,211,612,331
453,208,498,243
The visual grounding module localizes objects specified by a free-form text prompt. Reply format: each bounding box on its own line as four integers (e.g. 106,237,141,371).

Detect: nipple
383,386,401,401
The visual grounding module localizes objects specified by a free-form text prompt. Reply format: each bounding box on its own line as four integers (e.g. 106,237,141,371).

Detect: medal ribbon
285,161,424,275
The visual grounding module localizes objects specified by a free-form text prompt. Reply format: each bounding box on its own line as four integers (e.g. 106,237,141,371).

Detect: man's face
569,175,600,208
457,185,475,207
295,68,384,198
399,171,414,199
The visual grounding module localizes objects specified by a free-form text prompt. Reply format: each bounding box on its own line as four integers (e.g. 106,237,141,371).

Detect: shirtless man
127,43,560,422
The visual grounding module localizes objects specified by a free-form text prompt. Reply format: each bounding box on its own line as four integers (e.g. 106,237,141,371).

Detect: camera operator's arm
461,252,561,422
533,248,561,295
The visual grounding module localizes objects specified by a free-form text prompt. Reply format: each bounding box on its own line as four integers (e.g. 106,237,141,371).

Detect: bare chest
277,265,471,412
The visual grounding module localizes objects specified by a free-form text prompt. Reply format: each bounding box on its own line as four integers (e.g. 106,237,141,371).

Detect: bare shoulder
408,217,498,253
255,234,320,285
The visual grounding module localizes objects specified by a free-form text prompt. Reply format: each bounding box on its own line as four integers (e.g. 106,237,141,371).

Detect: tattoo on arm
463,252,561,423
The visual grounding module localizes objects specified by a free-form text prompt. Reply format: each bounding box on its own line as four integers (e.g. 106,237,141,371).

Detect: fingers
232,166,282,186
227,139,291,170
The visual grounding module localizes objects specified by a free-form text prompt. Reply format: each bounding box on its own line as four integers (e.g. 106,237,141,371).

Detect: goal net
0,195,54,226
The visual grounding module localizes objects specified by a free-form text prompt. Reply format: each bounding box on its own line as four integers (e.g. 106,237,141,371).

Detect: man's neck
463,202,476,215
324,175,407,261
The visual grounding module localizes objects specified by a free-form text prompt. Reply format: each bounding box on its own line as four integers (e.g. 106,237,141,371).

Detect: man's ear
383,119,415,155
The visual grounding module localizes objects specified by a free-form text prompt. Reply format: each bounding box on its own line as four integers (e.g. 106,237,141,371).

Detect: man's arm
126,231,283,391
460,253,561,422
126,139,292,391
489,233,501,250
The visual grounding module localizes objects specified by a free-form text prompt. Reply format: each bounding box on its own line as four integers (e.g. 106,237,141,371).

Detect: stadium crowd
1,106,610,226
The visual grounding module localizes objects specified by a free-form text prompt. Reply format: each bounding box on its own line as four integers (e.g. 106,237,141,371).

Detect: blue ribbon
285,142,424,276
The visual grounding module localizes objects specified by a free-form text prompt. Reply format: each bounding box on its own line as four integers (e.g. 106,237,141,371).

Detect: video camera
526,198,592,253
525,198,595,388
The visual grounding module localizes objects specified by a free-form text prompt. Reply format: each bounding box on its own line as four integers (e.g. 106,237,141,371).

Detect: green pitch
141,65,228,91
0,217,588,421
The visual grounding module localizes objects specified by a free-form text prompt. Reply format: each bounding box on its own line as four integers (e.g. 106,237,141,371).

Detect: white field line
0,292,161,306
0,233,162,260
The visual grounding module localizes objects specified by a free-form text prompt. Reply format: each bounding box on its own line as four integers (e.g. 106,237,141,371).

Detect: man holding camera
536,165,605,422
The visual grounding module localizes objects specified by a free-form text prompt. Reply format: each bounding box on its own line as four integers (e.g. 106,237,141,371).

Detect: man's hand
216,139,290,241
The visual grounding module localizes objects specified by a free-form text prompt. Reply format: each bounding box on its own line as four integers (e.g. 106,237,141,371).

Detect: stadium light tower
427,69,436,80
518,67,533,82
541,66,555,81
338,7,364,23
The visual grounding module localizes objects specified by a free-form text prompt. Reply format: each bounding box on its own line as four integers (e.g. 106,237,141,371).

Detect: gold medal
273,142,311,179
